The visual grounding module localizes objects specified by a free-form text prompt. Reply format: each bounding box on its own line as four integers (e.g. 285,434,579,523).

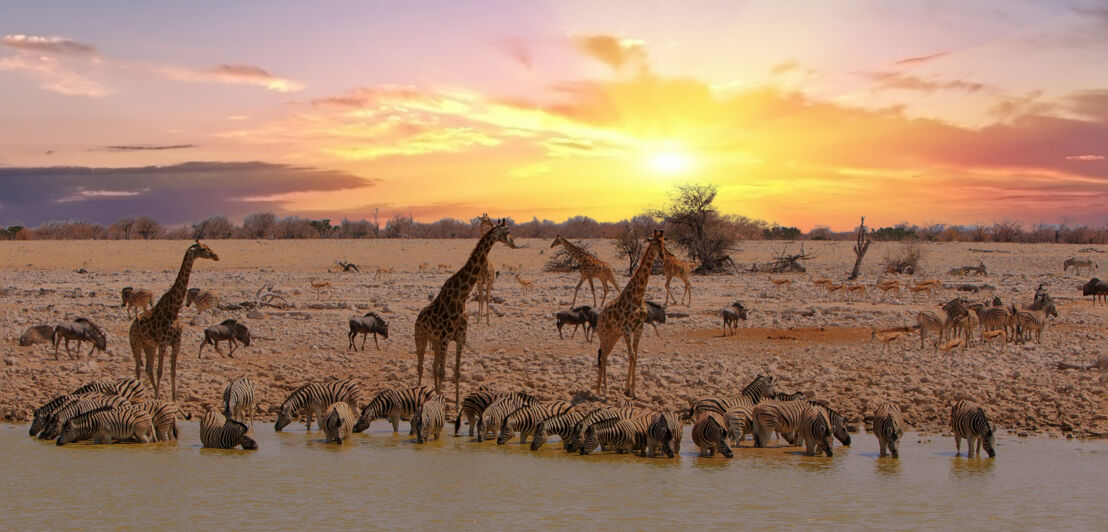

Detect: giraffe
662,248,695,306
129,240,220,400
414,219,515,408
474,214,497,325
551,235,621,307
595,229,665,399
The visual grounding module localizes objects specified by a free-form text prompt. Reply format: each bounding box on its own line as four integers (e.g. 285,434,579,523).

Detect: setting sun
647,151,691,174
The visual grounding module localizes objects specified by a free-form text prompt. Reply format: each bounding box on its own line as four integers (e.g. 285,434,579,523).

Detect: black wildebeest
1083,277,1108,306
644,300,667,337
52,318,107,360
198,319,251,358
348,312,389,350
720,301,749,336
555,305,598,341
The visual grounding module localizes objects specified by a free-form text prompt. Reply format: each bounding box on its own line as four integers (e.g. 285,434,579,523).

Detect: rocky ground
1,239,1105,437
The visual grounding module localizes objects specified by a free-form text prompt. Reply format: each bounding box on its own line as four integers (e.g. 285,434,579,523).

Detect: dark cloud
892,52,948,66
98,144,196,152
1,34,97,55
0,161,373,226
860,71,987,93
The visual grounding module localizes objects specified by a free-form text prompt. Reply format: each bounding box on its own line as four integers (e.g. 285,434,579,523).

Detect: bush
882,241,922,275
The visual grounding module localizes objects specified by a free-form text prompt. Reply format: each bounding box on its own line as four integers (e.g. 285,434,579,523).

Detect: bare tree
848,215,871,280
649,183,738,273
132,216,163,239
241,211,277,239
192,215,234,239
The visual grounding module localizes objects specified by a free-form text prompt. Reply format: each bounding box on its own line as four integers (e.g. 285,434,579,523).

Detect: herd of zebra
28,374,998,459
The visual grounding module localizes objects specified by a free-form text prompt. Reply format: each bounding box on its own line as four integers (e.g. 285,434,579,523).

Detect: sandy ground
1,239,1106,437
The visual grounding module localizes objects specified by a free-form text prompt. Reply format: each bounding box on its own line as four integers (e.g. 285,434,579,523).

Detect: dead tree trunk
849,216,871,281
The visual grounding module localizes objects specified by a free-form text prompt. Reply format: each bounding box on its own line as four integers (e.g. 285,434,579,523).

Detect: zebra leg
878,437,887,457
391,415,400,433
954,433,962,456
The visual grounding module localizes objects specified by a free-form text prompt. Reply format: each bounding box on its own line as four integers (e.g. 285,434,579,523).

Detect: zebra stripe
71,378,145,402
56,405,155,445
752,400,807,448
222,376,257,426
1014,297,1057,344
872,403,904,458
950,400,995,458
31,394,79,437
723,404,755,447
275,380,363,432
134,399,180,441
645,411,682,458
692,412,733,457
201,411,258,450
322,402,356,444
413,395,446,443
41,393,128,440
566,406,637,453
530,410,590,451
477,392,538,442
186,288,220,314
977,306,1012,341
497,401,574,445
455,389,506,436
798,403,834,457
353,386,434,433
689,374,777,420
580,415,653,455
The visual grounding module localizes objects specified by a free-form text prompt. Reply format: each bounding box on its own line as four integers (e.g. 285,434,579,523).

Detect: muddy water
2,423,1103,530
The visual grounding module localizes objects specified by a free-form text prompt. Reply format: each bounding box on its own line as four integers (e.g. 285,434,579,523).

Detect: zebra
579,415,653,455
412,395,447,443
773,391,806,401
30,393,82,437
41,393,129,440
222,376,257,426
753,399,839,448
72,377,145,402
720,301,748,335
52,318,107,360
645,411,683,458
185,288,220,319
555,306,598,341
198,319,251,358
644,300,666,336
455,388,506,436
723,404,755,447
950,400,995,458
322,402,356,444
56,405,155,445
692,412,733,457
530,409,590,451
497,401,574,445
348,312,389,351
797,403,834,456
565,406,638,453
918,298,969,349
476,391,538,442
872,403,904,458
275,380,363,432
134,399,181,441
120,287,153,318
353,386,434,434
1014,296,1058,344
689,374,777,421
976,305,1013,342
200,411,258,450
1082,278,1108,305
1063,257,1098,275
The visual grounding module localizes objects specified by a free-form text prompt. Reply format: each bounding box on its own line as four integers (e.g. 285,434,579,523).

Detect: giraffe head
485,219,516,249
189,240,220,262
647,229,665,251
479,213,493,227
550,235,566,249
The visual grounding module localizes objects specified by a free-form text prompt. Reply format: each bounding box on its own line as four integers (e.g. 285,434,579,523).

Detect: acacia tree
649,183,738,273
192,215,234,239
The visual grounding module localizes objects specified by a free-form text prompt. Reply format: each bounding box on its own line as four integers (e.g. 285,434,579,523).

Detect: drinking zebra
353,386,434,434
134,399,180,441
322,402,356,444
798,403,834,457
41,393,128,440
872,403,904,458
579,415,653,455
56,405,155,445
950,400,995,458
274,380,363,432
476,391,538,442
565,406,638,453
692,412,733,458
497,401,574,445
201,411,257,450
413,395,447,444
455,388,506,436
530,409,590,451
645,411,683,458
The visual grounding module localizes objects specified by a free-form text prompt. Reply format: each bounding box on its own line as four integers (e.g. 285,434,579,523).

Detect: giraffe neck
561,240,595,265
151,250,197,318
618,240,662,307
438,231,498,305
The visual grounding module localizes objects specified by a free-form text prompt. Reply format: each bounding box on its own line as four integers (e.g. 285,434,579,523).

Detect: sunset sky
2,0,1107,229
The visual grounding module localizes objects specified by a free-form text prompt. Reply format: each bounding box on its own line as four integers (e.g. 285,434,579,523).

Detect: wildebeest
555,305,598,341
20,325,55,346
644,300,666,337
1083,277,1108,306
348,312,389,350
52,318,107,360
198,319,251,358
720,301,749,336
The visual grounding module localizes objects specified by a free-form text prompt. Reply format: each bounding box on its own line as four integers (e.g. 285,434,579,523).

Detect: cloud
769,60,800,75
573,34,649,73
892,52,948,66
1066,154,1105,161
98,144,196,152
860,71,986,93
0,54,112,97
159,64,304,92
0,161,373,225
494,38,532,70
1,34,97,55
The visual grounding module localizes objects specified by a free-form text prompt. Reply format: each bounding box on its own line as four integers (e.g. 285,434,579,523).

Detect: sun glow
644,142,693,175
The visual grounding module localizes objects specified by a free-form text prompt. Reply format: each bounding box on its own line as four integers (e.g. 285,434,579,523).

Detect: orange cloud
159,64,303,92
573,34,648,73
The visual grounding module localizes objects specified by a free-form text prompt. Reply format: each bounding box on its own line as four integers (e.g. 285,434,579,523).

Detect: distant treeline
1,212,1106,244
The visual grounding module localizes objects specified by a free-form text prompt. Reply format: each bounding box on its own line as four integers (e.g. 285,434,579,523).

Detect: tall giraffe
129,240,219,400
662,248,695,306
475,213,497,325
415,219,515,408
595,229,665,399
551,235,621,307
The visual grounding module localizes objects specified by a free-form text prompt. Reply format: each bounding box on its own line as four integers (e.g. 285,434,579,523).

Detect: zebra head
230,420,258,450
579,425,599,455
885,426,900,459
716,426,734,458
496,417,516,445
352,403,379,434
530,422,548,451
982,423,996,458
274,402,297,432
55,419,81,446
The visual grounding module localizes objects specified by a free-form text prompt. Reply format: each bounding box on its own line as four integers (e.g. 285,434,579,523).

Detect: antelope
939,337,967,364
515,274,534,293
825,283,845,298
908,283,934,300
418,263,430,272
812,278,832,293
309,278,332,300
846,284,866,301
770,278,792,291
982,329,1007,350
437,263,451,271
870,328,907,353
875,279,900,298
374,267,394,279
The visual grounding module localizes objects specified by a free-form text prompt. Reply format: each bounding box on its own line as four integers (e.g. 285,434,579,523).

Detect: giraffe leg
627,329,643,398
130,333,144,379
414,329,428,387
665,276,675,305
622,333,635,397
683,279,692,306
571,278,585,307
587,278,598,307
431,338,446,394
453,336,464,410
148,345,162,400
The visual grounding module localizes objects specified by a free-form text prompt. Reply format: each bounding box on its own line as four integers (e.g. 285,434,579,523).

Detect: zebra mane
281,384,313,409
741,374,774,398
